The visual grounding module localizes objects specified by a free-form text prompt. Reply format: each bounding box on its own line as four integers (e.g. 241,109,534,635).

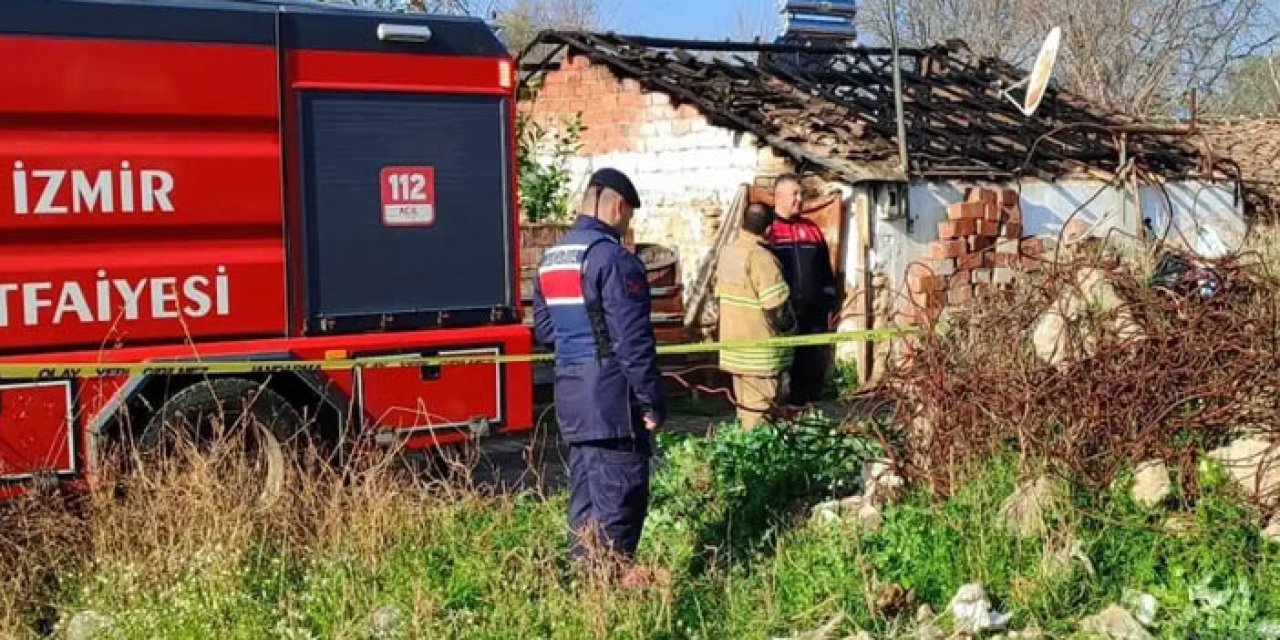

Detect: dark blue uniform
532,215,665,559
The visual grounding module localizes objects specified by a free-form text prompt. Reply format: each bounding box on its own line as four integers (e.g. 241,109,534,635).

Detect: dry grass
871,227,1280,498
0,412,684,639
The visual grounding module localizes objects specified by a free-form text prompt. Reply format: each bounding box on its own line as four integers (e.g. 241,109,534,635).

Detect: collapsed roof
1203,119,1280,218
520,31,1223,184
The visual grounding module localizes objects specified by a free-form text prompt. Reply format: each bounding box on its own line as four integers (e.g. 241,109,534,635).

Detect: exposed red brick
909,274,946,293
999,189,1019,207
617,92,648,109
1021,237,1045,256
1003,222,1023,239
675,103,702,119
931,239,968,259
974,220,1000,237
929,258,958,277
1002,205,1023,224
957,202,989,220
938,219,979,239
966,188,998,206
969,236,996,253
991,253,1019,268
957,252,990,271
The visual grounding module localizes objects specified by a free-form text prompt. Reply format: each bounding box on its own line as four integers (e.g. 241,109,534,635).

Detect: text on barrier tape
0,328,917,379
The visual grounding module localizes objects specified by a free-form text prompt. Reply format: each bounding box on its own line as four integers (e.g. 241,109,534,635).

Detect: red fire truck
0,0,533,496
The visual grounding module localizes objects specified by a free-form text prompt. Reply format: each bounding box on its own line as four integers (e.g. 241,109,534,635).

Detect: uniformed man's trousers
567,435,652,561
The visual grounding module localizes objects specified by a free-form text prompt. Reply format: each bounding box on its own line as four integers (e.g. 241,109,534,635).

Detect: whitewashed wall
870,179,1247,299
559,128,761,296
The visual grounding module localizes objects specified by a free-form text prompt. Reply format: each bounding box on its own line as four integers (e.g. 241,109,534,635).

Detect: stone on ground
368,605,406,639
1031,268,1143,367
1122,591,1159,627
811,496,881,532
65,611,122,640
947,583,1010,634
1263,515,1280,543
1207,436,1280,507
1005,624,1045,639
839,494,865,513
1040,533,1094,579
1131,460,1172,507
812,500,842,525
862,460,906,506
856,503,884,532
1001,475,1069,539
1079,605,1154,639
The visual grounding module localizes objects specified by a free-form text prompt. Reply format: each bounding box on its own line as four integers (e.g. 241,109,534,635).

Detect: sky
601,0,781,41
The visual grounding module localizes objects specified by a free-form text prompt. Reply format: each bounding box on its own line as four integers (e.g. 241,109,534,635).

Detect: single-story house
517,31,1248,382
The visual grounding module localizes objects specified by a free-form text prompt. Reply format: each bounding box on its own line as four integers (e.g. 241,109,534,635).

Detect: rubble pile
905,188,1049,326
869,236,1280,503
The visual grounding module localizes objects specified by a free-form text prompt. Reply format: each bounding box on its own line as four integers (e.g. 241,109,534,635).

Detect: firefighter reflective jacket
716,232,794,375
532,216,665,442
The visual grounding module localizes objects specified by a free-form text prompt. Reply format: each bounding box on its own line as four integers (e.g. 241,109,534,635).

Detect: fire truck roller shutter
299,91,515,334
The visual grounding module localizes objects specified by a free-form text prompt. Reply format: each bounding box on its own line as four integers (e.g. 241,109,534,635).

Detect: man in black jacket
766,175,837,405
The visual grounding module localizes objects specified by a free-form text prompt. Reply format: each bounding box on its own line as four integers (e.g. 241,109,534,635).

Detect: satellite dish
1001,27,1062,117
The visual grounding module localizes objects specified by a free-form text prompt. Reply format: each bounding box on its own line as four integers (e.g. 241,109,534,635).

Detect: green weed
5,424,1279,639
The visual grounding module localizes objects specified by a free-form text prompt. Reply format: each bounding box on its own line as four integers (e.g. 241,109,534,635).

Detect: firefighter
716,203,797,429
531,168,665,582
767,175,838,406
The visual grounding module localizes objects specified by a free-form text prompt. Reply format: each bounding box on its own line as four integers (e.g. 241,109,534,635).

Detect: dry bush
867,237,1280,497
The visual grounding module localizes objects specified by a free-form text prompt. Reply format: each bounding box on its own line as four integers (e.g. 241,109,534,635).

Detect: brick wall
521,55,763,301
903,187,1048,325
518,223,634,299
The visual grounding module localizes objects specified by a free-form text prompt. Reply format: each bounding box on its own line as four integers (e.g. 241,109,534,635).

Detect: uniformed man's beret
587,168,642,209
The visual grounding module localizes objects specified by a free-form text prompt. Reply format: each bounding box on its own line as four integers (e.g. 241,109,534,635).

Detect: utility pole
887,0,909,176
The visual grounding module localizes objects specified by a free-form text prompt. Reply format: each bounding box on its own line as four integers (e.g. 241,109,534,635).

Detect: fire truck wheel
138,378,305,508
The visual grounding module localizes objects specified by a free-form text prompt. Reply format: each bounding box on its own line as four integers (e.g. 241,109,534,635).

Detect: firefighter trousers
568,436,652,561
733,373,788,430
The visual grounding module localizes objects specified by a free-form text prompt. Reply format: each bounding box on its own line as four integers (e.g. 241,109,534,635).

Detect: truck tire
138,378,304,508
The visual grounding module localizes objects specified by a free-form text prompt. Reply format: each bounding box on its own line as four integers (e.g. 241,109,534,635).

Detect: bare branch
860,0,1278,116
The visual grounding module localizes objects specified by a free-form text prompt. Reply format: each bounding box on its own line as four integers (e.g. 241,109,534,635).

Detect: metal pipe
886,0,910,176
1111,89,1200,136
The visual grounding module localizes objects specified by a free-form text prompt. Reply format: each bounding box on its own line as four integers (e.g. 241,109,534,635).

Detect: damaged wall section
874,179,1247,311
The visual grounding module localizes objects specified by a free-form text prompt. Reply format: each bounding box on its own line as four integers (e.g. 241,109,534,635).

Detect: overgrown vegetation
0,412,1277,639
516,111,582,224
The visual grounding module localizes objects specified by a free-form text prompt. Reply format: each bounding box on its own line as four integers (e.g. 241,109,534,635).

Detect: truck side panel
0,35,287,353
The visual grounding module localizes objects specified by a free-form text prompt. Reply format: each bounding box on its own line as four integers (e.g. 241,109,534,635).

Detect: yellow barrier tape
0,328,917,380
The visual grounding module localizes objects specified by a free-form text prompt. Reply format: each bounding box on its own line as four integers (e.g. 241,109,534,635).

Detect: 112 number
387,172,427,201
